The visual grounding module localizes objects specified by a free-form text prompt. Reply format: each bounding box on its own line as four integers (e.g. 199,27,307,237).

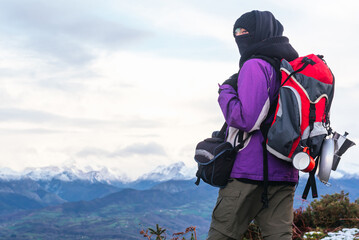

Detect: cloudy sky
0,0,358,180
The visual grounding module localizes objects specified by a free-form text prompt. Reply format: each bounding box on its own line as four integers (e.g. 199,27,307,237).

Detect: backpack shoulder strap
249,55,281,78
247,55,281,209
249,55,281,68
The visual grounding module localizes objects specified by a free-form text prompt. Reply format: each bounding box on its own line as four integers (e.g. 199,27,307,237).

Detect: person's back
207,10,299,240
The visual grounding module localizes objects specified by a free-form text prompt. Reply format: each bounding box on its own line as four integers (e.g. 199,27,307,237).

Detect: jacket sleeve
218,59,275,132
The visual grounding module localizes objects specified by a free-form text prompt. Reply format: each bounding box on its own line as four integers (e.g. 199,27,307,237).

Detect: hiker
207,10,300,240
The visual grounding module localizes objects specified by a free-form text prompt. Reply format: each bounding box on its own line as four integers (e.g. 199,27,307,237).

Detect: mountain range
0,161,193,184
0,162,358,239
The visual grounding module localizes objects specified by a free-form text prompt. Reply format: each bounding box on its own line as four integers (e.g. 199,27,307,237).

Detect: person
207,10,299,240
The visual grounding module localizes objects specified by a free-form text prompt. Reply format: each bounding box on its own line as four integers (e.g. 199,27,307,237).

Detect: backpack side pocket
267,86,302,161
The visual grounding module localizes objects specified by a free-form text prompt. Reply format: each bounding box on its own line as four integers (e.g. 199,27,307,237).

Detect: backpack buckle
302,57,316,65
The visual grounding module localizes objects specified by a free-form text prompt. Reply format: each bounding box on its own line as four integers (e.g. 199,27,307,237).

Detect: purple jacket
218,59,299,183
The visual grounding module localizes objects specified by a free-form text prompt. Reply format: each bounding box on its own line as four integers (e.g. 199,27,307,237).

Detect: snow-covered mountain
0,166,129,184
0,162,196,184
0,162,197,211
0,167,23,180
138,162,196,182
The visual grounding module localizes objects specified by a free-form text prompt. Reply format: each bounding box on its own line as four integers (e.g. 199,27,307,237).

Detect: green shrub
304,191,359,229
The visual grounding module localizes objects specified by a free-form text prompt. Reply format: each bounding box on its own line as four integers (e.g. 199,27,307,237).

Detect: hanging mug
292,147,315,172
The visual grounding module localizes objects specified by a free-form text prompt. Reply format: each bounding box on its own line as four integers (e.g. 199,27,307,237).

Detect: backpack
266,54,335,199
267,54,335,161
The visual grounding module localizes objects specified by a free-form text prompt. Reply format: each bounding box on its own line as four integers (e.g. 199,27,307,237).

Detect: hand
218,73,238,94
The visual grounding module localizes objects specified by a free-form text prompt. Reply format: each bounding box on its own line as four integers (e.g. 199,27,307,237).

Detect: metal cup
292,147,315,172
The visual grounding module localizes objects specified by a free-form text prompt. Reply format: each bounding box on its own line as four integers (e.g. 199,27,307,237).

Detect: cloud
76,148,109,158
112,0,233,43
112,142,167,157
0,107,167,134
0,108,65,123
121,116,163,129
0,108,109,130
0,128,67,135
0,0,151,65
77,142,167,158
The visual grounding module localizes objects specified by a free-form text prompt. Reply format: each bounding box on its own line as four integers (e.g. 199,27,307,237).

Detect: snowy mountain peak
138,162,196,182
0,166,129,183
0,167,23,180
0,162,196,183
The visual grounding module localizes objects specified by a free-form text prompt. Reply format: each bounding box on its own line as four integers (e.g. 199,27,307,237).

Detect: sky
0,0,358,181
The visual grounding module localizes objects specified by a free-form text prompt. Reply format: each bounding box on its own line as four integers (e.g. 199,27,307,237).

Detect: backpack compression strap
302,160,319,199
301,103,319,199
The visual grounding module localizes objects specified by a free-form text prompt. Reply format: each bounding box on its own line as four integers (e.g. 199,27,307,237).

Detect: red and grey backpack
266,54,335,198
267,54,334,159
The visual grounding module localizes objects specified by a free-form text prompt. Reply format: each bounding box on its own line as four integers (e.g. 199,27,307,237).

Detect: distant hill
0,181,217,240
0,164,359,239
0,176,358,239
0,178,120,215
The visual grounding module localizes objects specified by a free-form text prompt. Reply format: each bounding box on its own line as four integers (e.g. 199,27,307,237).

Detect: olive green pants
207,179,295,240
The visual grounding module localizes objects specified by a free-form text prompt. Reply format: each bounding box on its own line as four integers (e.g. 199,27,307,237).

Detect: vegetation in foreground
291,191,359,240
140,224,197,240
140,191,359,240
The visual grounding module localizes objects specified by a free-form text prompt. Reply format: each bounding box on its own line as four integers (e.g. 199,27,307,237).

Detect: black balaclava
233,10,258,55
233,10,298,67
